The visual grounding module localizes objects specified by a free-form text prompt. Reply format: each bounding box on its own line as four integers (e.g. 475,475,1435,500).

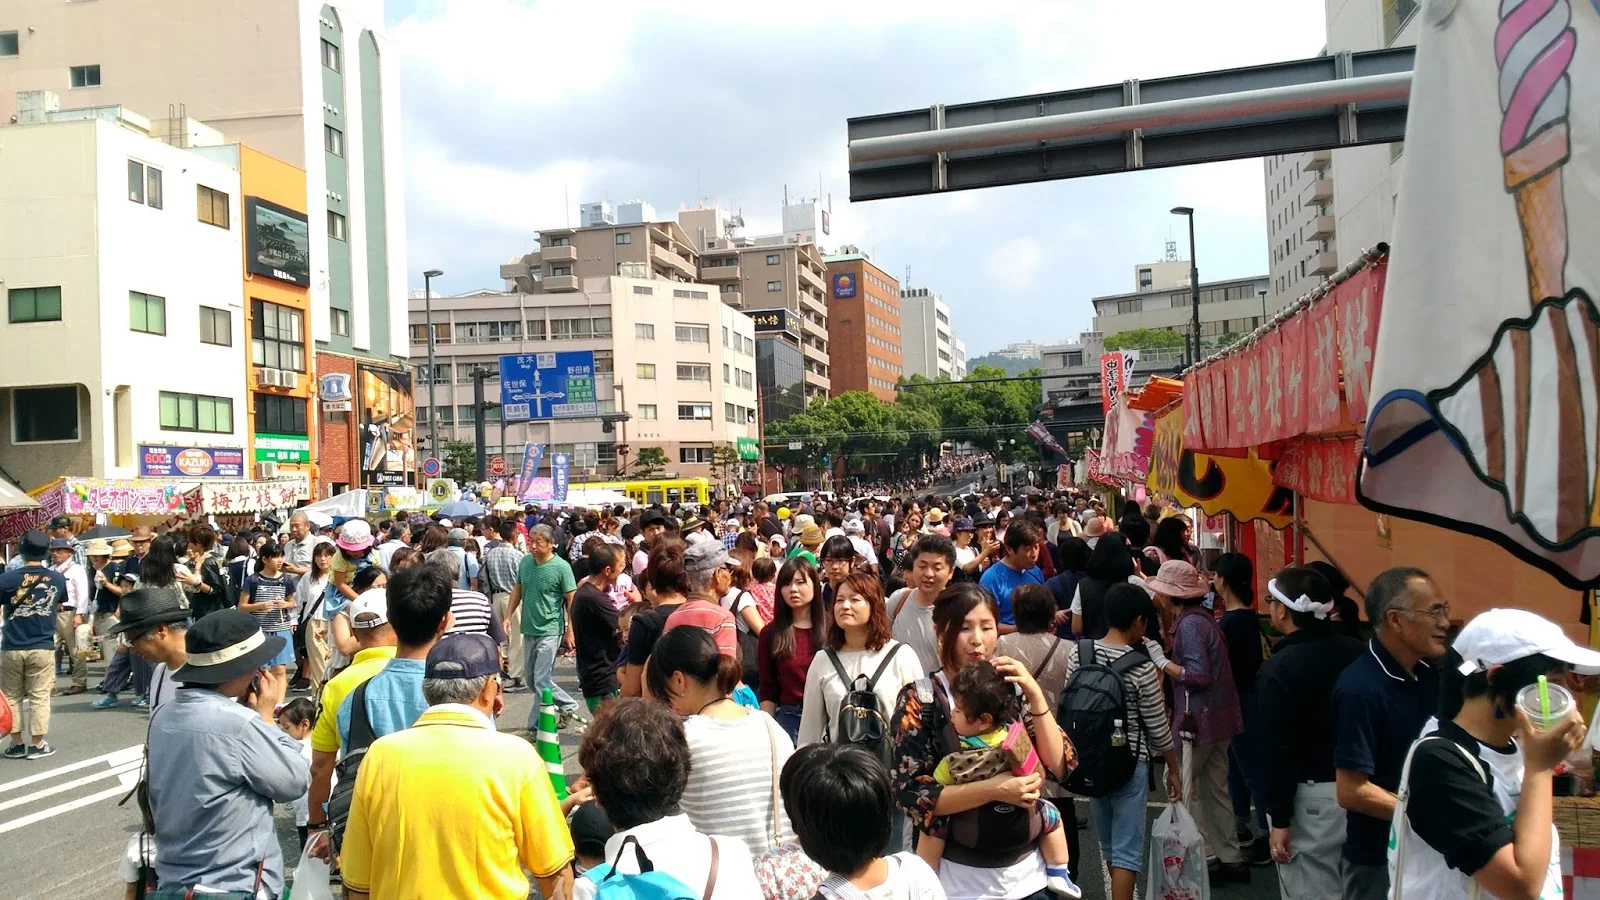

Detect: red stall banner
1335,258,1386,423
1256,328,1288,444
1206,360,1230,450
1274,435,1362,505
1277,309,1311,440
1305,292,1344,435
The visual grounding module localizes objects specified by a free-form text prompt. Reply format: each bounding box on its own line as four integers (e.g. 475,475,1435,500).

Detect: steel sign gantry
846,47,1415,201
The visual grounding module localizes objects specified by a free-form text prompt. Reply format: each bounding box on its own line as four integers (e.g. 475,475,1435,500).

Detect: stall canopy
1360,1,1600,589
0,480,40,513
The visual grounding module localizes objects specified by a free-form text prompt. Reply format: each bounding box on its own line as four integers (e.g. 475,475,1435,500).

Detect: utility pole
472,366,501,484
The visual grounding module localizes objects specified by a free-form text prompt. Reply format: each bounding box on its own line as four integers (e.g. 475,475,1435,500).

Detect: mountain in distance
965,351,1041,376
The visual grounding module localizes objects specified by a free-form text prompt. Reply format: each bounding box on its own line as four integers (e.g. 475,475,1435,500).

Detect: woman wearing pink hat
1149,559,1248,884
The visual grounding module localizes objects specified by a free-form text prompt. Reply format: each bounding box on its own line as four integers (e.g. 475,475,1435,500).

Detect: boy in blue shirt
979,520,1045,632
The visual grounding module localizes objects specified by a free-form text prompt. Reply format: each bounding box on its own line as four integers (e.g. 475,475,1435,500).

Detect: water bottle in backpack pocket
1059,639,1146,797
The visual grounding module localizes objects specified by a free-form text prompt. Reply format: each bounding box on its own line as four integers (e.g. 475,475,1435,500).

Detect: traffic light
600,412,632,434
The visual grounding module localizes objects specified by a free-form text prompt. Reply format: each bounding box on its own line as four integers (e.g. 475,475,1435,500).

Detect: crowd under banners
1359,0,1600,588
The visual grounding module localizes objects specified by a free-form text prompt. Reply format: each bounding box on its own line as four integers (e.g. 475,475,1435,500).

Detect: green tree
930,366,1041,465
632,446,668,477
711,443,741,485
441,439,477,483
1104,328,1184,351
1214,331,1244,349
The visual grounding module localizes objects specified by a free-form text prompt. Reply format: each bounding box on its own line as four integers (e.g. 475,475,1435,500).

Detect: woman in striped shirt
647,625,795,857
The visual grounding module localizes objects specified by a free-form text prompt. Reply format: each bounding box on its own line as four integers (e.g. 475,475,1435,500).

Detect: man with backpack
1058,583,1181,900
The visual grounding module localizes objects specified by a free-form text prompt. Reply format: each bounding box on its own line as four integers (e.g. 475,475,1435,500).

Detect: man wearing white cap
1388,608,1595,899
304,590,397,840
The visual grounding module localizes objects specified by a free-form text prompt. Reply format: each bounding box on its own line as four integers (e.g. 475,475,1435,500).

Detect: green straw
1538,674,1551,719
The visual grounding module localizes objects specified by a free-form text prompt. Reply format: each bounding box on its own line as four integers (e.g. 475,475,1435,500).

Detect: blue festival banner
513,442,544,499
551,453,570,503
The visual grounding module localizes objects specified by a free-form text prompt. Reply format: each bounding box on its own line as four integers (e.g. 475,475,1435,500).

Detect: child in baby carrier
920,660,1080,898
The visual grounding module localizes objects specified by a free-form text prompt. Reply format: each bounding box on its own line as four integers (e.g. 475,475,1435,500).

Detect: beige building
1090,273,1271,358
410,277,757,482
1264,148,1338,305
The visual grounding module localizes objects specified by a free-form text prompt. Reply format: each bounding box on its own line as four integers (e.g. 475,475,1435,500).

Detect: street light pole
1259,288,1268,323
1171,207,1200,366
423,268,443,463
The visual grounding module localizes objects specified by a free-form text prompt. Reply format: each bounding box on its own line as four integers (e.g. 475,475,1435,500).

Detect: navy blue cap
425,632,502,680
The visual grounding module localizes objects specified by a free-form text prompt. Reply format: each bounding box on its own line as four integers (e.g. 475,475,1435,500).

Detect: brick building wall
316,352,357,496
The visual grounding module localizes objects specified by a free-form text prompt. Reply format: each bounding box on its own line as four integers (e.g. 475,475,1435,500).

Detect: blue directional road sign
499,351,598,422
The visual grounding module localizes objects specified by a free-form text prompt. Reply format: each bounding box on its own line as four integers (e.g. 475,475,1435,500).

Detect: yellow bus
580,477,712,507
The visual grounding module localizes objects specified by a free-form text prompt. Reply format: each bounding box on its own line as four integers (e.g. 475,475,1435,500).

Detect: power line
896,374,1043,389
762,422,1038,447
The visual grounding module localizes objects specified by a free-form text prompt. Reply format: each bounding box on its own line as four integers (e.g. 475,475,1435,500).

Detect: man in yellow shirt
341,632,574,899
305,590,396,837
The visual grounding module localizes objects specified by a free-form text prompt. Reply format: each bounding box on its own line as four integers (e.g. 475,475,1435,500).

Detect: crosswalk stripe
0,760,142,813
0,784,129,834
0,744,143,795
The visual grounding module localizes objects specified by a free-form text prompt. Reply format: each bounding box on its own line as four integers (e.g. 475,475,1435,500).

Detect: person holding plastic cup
1389,608,1595,898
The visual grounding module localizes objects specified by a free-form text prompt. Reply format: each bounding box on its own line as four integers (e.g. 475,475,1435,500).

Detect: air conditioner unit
260,368,285,388
279,371,300,391
256,461,279,478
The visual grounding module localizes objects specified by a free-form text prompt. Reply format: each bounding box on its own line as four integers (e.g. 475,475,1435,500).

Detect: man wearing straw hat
145,610,307,898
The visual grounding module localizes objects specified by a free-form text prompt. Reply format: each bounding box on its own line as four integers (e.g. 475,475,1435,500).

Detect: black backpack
1058,639,1146,797
823,644,906,766
325,678,378,855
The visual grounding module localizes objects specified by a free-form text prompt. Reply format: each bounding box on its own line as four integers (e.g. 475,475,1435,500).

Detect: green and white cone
537,685,568,800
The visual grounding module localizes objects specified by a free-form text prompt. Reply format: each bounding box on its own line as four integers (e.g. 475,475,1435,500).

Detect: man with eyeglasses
1331,567,1447,900
109,587,192,714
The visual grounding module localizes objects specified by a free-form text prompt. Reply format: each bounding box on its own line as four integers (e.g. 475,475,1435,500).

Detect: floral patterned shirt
890,672,1076,839
755,840,827,900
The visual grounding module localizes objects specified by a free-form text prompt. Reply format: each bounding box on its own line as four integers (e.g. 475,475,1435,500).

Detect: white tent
553,488,634,509
298,490,372,519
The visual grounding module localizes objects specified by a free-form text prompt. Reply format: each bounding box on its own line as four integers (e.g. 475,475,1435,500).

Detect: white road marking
0,744,144,833
0,744,143,794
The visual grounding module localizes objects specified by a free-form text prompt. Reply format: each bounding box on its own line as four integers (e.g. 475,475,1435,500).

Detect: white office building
899,288,959,380
0,99,248,490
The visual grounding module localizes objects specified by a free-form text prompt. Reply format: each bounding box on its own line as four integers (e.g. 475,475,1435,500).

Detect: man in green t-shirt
505,524,581,731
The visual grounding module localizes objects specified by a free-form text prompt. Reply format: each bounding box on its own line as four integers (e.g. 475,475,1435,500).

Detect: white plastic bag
1147,801,1210,900
288,844,335,900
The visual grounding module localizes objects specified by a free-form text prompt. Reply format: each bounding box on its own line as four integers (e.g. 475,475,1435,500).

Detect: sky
385,0,1329,356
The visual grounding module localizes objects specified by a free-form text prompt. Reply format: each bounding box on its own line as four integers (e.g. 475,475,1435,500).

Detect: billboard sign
358,366,416,487
831,273,856,299
254,434,311,463
139,445,246,478
747,308,796,335
319,372,353,412
244,197,311,287
499,351,597,422
737,437,760,461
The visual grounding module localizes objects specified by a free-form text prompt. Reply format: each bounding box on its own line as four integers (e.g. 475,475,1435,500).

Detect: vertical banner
1334,258,1386,423
551,453,570,503
1182,364,1206,448
513,442,544,500
1304,296,1343,434
1100,352,1128,409
1277,311,1310,439
1258,329,1287,444
1205,361,1230,450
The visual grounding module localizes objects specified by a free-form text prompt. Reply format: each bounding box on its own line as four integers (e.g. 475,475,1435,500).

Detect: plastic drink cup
1517,680,1575,731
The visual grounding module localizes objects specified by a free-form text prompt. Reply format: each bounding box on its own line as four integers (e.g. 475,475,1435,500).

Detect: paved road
1,655,1281,900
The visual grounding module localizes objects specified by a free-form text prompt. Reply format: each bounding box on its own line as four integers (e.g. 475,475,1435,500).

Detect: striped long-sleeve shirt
679,711,795,857
1062,640,1175,759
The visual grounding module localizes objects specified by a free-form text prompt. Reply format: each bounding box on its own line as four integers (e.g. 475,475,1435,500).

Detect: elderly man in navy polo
1332,567,1447,900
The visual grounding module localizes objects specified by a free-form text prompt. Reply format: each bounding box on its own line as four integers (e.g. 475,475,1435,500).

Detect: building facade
0,0,410,496
823,252,903,401
1090,273,1271,358
1264,148,1337,306
899,288,959,380
0,101,249,491
409,277,757,482
951,336,968,380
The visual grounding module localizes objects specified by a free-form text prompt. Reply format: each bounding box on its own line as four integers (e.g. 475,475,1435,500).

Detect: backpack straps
824,647,851,686
702,835,720,900
1038,636,1064,676
864,642,906,690
891,589,912,623
1076,639,1097,671
347,677,378,753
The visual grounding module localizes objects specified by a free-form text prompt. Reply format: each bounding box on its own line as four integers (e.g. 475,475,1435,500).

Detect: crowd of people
0,487,1592,900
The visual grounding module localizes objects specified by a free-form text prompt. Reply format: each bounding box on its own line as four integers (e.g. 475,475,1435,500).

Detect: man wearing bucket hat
1389,608,1596,899
144,610,308,899
108,586,193,714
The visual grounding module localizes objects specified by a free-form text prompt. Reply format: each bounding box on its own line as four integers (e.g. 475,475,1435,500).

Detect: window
320,38,341,71
199,306,231,346
196,185,229,228
1138,268,1153,290
677,364,711,382
14,387,80,443
253,394,307,435
675,324,709,344
635,323,655,340
127,160,161,208
8,286,62,323
129,291,166,335
593,317,612,337
0,32,17,57
767,281,781,292
550,266,572,277
547,236,570,247
725,402,737,423
69,65,100,88
723,364,731,384
680,446,715,463
458,405,476,424
673,289,709,300
766,254,780,265
324,125,343,157
525,319,546,341
250,299,306,371
633,285,653,295
616,233,632,245
636,363,656,380
677,403,712,422
328,210,347,240
162,391,234,434
722,326,730,347
739,370,754,389
331,308,350,336
593,350,613,375
418,363,450,385
550,317,592,339
638,404,658,420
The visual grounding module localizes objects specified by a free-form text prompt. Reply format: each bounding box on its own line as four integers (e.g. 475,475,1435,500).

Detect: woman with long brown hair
758,558,825,743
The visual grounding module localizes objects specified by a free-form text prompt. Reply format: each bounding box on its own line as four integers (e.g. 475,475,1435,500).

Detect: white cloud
986,236,1046,294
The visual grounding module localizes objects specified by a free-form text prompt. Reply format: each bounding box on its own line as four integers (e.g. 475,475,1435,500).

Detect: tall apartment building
678,204,832,402
899,288,960,380
1264,148,1338,305
0,99,253,491
412,278,757,482
0,0,409,495
951,337,968,380
822,251,903,401
1090,272,1271,360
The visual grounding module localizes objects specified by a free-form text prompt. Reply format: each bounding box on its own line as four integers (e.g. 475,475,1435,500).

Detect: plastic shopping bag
1147,801,1210,900
288,844,335,900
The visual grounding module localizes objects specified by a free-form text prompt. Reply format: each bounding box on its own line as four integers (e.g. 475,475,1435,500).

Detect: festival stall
0,474,312,545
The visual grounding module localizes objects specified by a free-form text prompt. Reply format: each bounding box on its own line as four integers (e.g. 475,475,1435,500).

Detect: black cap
47,516,72,532
18,530,49,560
567,801,615,856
